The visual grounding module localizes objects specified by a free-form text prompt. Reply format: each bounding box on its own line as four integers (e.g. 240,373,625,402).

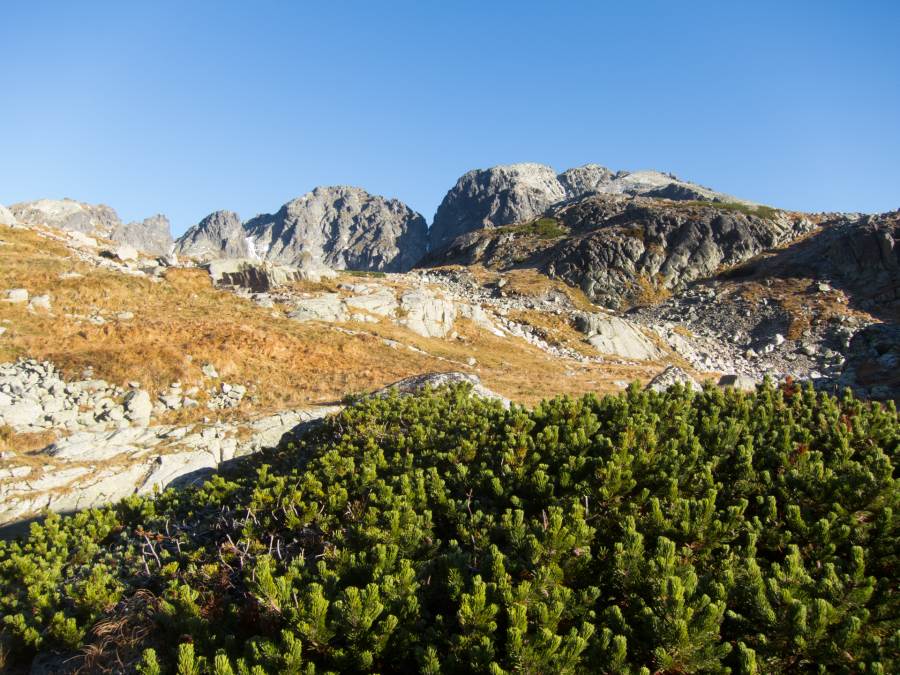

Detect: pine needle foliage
1,382,897,673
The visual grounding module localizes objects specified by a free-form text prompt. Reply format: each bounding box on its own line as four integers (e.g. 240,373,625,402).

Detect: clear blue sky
1,1,897,235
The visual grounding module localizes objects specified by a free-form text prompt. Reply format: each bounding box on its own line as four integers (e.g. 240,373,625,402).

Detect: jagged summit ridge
429,162,742,250
177,186,429,273
9,197,174,254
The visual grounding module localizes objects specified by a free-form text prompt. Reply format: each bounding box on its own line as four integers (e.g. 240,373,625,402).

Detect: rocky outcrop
179,187,428,272
548,197,813,308
430,163,566,251
175,210,250,260
207,257,335,292
0,406,339,532
646,366,701,392
10,198,121,234
429,163,744,253
575,312,663,360
429,193,814,309
746,210,899,321
110,214,174,255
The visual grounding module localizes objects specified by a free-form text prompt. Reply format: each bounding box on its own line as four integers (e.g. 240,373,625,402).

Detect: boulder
344,289,399,318
377,372,510,408
578,314,662,360
106,244,139,261
398,290,457,338
289,294,349,323
28,294,52,312
646,366,702,393
0,401,44,427
718,374,759,391
124,389,152,425
3,288,28,304
207,257,334,292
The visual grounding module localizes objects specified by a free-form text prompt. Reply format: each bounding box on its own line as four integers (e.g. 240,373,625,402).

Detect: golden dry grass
0,425,58,454
0,225,662,415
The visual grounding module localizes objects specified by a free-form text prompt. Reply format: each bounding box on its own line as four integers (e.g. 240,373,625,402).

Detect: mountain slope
425,193,813,309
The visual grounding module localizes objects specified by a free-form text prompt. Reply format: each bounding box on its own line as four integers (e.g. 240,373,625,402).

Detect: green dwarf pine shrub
0,381,897,673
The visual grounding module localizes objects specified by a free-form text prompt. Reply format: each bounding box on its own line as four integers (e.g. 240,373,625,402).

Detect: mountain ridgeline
7,163,897,315
173,163,746,273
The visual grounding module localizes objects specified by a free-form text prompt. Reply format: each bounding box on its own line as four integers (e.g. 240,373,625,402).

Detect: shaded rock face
110,214,174,255
748,210,900,321
429,163,742,253
179,187,428,272
175,210,250,260
547,197,813,308
836,323,900,401
11,198,121,234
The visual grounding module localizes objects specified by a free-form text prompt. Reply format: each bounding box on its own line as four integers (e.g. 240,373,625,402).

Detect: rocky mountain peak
429,162,743,253
430,163,566,251
111,214,174,256
176,210,250,260
10,198,174,255
11,198,121,234
557,164,616,197
178,186,429,273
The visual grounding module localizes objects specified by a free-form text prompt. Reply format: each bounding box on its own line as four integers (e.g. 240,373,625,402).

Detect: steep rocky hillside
429,162,741,251
426,193,813,307
177,186,428,273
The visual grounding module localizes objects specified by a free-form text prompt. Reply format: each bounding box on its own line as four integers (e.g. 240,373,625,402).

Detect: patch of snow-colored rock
398,290,458,338
575,313,662,360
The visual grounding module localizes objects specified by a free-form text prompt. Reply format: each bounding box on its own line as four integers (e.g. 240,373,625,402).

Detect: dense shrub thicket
0,382,897,673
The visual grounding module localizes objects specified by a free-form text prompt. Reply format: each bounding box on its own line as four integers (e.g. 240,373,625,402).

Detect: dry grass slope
0,226,659,420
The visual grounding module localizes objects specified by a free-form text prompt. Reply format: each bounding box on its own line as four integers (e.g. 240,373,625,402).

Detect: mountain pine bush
0,381,897,673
